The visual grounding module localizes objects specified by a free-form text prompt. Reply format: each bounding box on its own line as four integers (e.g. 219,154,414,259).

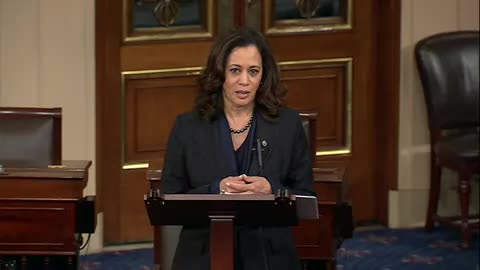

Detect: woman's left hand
227,175,272,195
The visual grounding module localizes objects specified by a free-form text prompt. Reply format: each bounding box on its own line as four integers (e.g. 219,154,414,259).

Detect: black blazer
162,107,315,270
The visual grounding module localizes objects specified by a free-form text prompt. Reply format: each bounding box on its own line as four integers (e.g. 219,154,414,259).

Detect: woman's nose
239,71,249,85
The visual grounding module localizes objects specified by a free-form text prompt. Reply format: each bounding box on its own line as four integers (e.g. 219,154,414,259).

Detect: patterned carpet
79,228,479,270
336,228,479,270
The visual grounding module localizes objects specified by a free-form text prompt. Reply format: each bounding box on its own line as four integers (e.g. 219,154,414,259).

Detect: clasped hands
219,174,272,195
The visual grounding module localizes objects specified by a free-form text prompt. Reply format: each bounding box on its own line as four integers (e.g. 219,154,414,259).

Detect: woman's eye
249,69,259,75
230,68,240,73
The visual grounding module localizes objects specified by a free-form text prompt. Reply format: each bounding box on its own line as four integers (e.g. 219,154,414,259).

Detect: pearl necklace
229,115,254,134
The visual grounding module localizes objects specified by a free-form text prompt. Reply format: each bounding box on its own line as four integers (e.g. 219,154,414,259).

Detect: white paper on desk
295,195,319,220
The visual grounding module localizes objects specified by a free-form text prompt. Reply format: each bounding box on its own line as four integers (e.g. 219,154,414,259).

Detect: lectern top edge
161,194,287,201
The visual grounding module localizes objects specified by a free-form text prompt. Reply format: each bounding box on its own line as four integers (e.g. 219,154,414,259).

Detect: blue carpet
80,228,479,270
337,228,479,270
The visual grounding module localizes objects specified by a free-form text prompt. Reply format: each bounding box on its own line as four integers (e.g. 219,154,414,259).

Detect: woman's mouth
235,90,250,99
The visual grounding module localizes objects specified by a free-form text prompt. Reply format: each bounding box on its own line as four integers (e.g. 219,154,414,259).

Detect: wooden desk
147,158,350,270
295,158,350,270
0,160,91,269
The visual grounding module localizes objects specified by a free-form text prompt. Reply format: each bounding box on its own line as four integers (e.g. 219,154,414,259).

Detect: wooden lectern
146,109,353,270
144,192,317,270
147,159,351,270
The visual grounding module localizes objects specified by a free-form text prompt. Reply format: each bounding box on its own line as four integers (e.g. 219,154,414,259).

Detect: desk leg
20,256,27,270
43,256,50,270
154,225,162,270
302,259,336,270
210,216,234,270
67,255,74,270
326,260,336,270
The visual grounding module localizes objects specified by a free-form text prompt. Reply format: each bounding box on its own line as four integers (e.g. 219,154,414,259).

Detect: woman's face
223,45,263,110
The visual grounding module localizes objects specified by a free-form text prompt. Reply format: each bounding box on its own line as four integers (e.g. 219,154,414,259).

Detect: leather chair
415,31,479,248
299,111,318,162
0,107,62,167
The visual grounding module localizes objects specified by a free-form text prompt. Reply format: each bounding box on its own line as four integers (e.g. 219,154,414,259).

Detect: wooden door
258,0,379,224
96,0,399,244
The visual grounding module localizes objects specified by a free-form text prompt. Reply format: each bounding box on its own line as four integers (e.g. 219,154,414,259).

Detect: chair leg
426,158,441,231
458,172,472,249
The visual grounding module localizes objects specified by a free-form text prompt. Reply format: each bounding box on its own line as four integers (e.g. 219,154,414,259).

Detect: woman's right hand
219,174,272,194
219,175,248,194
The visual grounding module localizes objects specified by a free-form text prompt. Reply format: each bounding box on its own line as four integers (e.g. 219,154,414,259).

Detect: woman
161,27,315,270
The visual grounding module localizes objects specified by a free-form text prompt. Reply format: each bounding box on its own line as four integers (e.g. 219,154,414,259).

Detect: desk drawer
0,200,77,255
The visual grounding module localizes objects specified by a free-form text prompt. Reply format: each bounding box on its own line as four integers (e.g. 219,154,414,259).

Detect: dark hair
195,27,286,121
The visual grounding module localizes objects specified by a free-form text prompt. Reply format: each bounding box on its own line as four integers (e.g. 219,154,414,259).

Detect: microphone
256,139,263,175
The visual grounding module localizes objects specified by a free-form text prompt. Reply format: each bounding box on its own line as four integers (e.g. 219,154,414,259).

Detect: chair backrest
0,107,62,167
299,111,318,162
415,31,479,131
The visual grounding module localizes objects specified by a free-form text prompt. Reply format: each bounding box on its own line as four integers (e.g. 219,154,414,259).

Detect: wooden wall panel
121,42,213,71
119,169,151,242
374,0,401,224
123,72,199,165
281,60,350,150
122,60,351,167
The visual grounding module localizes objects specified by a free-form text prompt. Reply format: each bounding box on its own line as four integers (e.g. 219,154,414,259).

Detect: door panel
123,71,199,165
281,60,350,150
120,42,212,70
97,0,394,244
98,0,222,244
262,0,377,221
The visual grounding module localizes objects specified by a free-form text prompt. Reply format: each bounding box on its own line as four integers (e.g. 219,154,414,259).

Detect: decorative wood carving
123,0,215,42
264,0,351,34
